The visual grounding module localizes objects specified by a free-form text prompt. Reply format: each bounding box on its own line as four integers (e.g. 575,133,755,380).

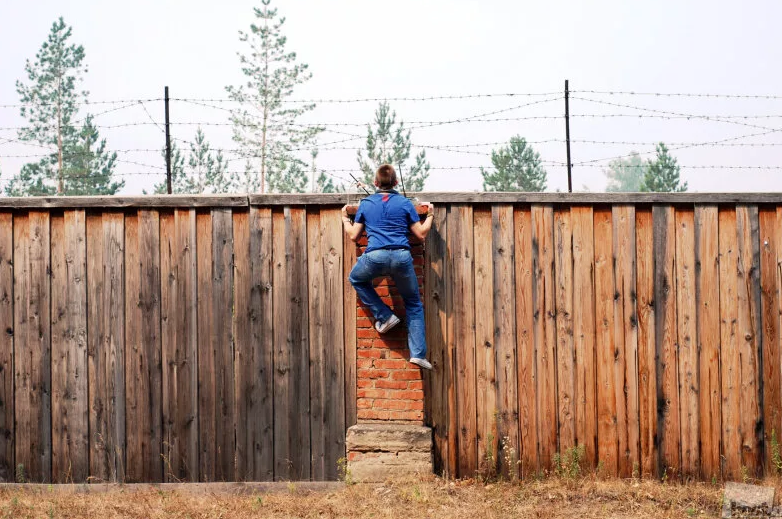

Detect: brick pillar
354,234,426,424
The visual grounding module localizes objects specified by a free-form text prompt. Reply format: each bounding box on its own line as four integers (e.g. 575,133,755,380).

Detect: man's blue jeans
349,248,427,359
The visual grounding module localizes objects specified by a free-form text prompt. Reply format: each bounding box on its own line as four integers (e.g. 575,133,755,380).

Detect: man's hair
375,164,397,189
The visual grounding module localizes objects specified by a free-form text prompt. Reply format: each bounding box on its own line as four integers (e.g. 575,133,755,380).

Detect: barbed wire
0,98,164,109
571,90,782,100
172,92,563,105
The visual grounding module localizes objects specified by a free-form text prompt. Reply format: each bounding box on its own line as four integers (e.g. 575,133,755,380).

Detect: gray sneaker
375,314,401,334
409,358,433,370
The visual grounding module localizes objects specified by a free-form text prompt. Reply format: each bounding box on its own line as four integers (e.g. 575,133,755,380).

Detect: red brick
383,349,408,360
374,380,408,390
356,317,373,329
388,410,424,421
358,339,374,349
357,368,389,379
390,390,425,401
357,349,382,359
356,359,374,369
373,286,391,297
357,409,392,420
373,359,408,370
357,328,378,339
373,399,408,410
356,379,374,389
357,389,386,399
357,399,373,409
372,338,405,349
413,256,425,266
406,400,425,411
390,370,422,381
408,380,424,390
357,307,374,318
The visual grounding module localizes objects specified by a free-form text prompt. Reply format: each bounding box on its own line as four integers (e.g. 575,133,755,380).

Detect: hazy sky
1,0,781,194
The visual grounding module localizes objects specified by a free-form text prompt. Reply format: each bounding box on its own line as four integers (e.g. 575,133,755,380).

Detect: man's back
354,191,419,253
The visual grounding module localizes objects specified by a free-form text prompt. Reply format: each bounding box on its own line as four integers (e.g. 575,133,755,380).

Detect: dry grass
0,475,778,518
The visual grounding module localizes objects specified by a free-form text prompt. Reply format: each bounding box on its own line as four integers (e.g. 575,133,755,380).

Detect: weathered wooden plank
761,207,782,476
514,206,537,477
635,208,657,477
212,209,235,482
125,211,163,482
613,205,639,478
674,209,699,477
555,208,575,455
473,207,497,476
343,217,358,433
424,205,448,476
719,207,741,479
87,211,125,482
571,206,597,468
736,205,762,477
532,204,557,471
160,209,199,482
445,205,458,477
233,210,251,481
594,206,618,475
0,213,12,482
492,205,518,479
452,204,477,477
51,210,88,483
0,195,248,209
694,205,721,480
14,211,52,483
307,210,326,480
196,210,215,481
653,205,680,477
317,209,345,481
273,208,311,480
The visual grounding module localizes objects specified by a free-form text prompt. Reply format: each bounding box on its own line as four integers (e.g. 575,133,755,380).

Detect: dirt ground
0,475,777,518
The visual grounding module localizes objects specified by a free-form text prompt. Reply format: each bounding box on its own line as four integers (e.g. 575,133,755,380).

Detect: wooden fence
1,193,782,483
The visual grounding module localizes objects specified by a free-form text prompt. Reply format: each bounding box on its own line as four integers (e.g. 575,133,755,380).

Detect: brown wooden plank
87,212,125,482
613,205,640,478
343,217,358,433
424,205,448,475
452,204,477,477
0,212,12,482
320,209,345,481
555,207,575,455
51,210,88,483
572,206,597,468
273,208,311,480
473,207,497,476
736,205,762,477
493,205,518,479
532,205,557,471
212,209,235,481
719,207,741,479
694,205,721,480
674,208,699,477
653,205,680,477
124,211,163,482
14,212,52,483
307,210,326,480
233,210,251,481
761,207,782,476
594,206,618,475
514,206,537,477
160,209,199,482
635,208,657,478
196,210,215,481
445,205,458,477
0,195,248,209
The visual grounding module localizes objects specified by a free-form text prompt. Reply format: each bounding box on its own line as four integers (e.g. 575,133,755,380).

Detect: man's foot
375,314,401,334
409,358,433,370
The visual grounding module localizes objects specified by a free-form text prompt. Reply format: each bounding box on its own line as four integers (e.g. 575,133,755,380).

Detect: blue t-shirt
354,190,420,253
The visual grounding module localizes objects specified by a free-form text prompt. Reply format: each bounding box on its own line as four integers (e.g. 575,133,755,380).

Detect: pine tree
641,143,688,192
151,129,236,194
481,136,547,192
357,102,430,192
309,149,335,193
7,17,122,196
604,151,646,192
226,0,321,193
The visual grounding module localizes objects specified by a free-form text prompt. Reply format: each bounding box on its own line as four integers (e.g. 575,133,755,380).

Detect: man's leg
389,250,427,359
349,252,394,324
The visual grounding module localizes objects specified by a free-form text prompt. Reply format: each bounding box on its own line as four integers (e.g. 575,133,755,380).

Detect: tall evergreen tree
357,102,430,192
481,136,547,192
309,149,335,193
226,0,321,193
640,142,688,192
604,151,646,192
7,17,122,196
152,129,236,194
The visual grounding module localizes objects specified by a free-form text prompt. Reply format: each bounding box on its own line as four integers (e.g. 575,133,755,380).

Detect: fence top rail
2,192,782,209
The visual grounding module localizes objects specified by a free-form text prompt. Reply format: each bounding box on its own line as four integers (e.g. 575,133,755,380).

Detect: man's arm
409,203,434,241
341,205,364,242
